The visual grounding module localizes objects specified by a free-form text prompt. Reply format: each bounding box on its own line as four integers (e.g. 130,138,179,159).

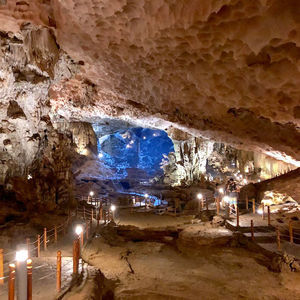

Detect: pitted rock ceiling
0,0,300,165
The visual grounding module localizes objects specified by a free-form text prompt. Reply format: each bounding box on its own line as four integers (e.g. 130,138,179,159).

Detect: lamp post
16,248,28,300
197,193,203,213
110,205,116,221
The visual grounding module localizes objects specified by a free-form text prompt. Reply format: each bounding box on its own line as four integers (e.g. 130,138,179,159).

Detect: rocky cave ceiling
0,0,300,166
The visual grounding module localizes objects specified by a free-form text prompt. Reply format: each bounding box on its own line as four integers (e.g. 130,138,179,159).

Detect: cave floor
82,210,300,300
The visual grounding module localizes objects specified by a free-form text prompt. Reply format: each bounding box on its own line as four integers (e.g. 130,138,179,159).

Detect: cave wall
163,134,296,187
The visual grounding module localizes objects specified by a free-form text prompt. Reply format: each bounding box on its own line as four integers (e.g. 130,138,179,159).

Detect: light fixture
98,153,103,158
16,249,28,262
110,205,116,212
218,188,224,194
223,196,230,203
89,191,94,197
143,136,146,140
130,140,134,144
243,179,248,184
144,194,149,198
126,144,130,149
27,174,32,180
75,225,83,236
197,193,203,200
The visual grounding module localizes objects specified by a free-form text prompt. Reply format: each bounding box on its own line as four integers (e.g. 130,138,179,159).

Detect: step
244,232,276,243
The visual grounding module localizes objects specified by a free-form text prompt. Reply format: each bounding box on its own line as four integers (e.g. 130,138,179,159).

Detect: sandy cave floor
81,210,300,300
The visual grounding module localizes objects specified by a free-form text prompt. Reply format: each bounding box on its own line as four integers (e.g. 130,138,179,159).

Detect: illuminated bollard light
110,205,116,221
75,225,84,247
16,247,28,300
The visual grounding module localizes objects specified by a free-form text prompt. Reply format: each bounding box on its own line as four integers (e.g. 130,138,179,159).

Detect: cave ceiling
0,0,300,166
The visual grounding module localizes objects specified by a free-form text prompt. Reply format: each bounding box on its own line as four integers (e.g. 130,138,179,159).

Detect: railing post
0,249,3,285
44,228,47,251
201,198,204,210
73,238,80,275
236,207,239,228
27,259,32,300
289,221,293,243
37,235,40,257
246,194,249,210
8,263,15,300
216,198,220,215
262,204,265,220
54,225,58,243
276,227,281,250
91,208,94,220
205,197,209,211
83,206,86,219
86,221,89,240
251,220,254,241
252,199,255,214
80,230,84,247
56,251,61,292
267,206,271,226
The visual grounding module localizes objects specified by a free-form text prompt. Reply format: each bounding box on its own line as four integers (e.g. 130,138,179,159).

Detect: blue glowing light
96,127,174,179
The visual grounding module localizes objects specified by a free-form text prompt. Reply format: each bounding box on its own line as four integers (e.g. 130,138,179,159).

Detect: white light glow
16,249,28,262
257,208,263,215
126,144,130,149
89,191,94,197
110,205,116,212
218,188,224,194
243,179,248,185
98,153,103,158
130,140,134,144
75,225,83,235
143,136,146,140
197,193,203,200
145,194,149,198
223,196,230,203
27,174,32,180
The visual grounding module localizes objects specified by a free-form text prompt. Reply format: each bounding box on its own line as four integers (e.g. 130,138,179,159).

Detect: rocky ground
80,210,300,300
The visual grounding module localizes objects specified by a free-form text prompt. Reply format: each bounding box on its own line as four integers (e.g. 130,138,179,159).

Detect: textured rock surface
0,1,299,165
163,135,296,186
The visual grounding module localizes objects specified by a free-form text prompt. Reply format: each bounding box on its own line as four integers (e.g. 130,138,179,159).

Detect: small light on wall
110,205,116,212
130,140,134,144
218,188,224,194
89,191,94,197
143,136,146,140
98,153,103,158
243,179,248,185
27,174,32,180
197,193,203,200
144,194,149,198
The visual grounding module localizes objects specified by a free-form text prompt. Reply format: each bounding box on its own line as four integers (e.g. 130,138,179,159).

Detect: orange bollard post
26,238,30,257
236,207,239,228
91,208,94,221
252,199,255,214
100,204,103,221
276,227,281,250
262,204,265,220
80,230,84,247
246,194,249,210
8,263,15,300
83,206,86,219
289,221,294,243
217,198,220,215
201,198,204,210
267,206,271,226
27,259,32,300
44,228,47,251
37,234,41,257
0,249,3,285
56,251,61,292
73,238,79,275
55,225,58,243
251,220,254,241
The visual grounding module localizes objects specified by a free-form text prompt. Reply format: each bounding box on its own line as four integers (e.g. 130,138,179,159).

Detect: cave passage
96,127,174,181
